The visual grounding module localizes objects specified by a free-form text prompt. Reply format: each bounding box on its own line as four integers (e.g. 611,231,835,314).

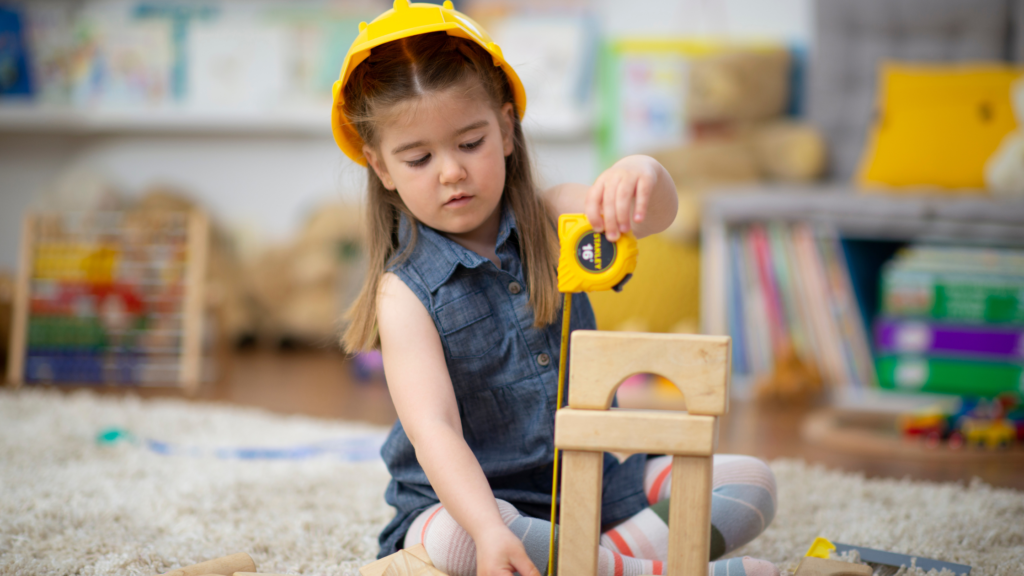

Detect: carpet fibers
1,389,1022,576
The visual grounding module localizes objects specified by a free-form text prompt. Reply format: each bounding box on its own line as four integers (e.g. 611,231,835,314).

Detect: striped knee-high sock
405,500,666,576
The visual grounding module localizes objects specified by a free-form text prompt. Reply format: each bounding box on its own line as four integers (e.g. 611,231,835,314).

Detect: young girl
333,4,778,576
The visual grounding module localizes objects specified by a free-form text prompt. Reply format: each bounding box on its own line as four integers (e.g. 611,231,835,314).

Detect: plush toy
985,76,1024,198
687,48,791,123
750,120,826,182
658,45,826,190
246,202,366,346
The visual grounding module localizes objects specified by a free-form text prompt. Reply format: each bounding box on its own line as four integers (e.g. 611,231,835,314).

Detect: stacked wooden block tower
556,331,730,576
367,331,731,576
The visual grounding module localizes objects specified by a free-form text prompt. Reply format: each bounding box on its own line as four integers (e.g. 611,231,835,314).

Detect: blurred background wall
0,0,810,271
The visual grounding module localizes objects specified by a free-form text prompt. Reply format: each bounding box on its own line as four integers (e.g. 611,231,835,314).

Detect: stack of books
875,246,1024,398
726,222,875,391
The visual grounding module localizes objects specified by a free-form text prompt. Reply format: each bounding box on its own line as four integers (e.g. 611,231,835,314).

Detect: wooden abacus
6,210,209,392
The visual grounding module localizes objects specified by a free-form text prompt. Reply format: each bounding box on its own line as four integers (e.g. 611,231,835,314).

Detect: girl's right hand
474,525,542,576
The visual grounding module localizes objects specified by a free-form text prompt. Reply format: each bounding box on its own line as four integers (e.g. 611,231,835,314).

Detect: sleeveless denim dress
376,206,649,557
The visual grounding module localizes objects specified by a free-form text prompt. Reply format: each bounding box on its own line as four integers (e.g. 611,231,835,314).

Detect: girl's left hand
585,155,660,242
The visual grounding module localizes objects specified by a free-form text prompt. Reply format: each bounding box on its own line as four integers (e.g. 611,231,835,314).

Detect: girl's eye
461,137,485,150
406,154,430,167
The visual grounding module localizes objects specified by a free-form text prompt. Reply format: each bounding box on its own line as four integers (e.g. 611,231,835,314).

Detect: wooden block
156,552,255,576
557,450,604,576
793,557,873,576
384,550,447,576
667,456,712,576
360,544,434,576
568,331,731,415
555,409,717,456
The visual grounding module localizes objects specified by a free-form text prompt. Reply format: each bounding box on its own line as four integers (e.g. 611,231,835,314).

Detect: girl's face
363,87,515,245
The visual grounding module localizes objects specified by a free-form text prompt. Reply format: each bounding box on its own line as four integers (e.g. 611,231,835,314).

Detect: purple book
875,318,1024,360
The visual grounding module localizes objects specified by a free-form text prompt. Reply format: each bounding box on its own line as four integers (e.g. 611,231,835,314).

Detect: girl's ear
364,146,397,190
500,102,515,157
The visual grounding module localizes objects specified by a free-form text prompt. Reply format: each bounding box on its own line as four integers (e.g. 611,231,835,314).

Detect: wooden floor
58,349,1024,491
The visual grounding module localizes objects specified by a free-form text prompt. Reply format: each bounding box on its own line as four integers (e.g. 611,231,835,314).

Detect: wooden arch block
568,331,731,415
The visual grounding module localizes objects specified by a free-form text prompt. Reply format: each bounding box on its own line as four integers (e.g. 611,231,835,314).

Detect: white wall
0,0,812,271
597,0,811,43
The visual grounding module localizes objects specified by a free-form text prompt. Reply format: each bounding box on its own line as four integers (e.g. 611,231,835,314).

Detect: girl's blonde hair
341,32,560,353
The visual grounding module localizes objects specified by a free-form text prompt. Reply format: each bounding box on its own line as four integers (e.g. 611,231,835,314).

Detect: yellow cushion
858,63,1022,190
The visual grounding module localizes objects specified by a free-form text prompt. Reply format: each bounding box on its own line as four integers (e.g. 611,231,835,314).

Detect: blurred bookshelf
700,187,1024,405
0,103,330,136
0,103,592,141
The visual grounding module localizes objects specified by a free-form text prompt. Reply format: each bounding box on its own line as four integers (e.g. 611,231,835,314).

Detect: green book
881,268,1024,323
876,355,1024,397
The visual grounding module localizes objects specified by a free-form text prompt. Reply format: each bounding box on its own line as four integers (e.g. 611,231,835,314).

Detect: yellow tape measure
557,213,638,293
548,214,639,576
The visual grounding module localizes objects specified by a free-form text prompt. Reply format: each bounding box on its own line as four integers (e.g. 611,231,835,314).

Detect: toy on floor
801,537,972,576
898,394,1024,450
154,551,321,576
352,350,386,385
155,552,255,576
361,544,441,576
753,341,823,403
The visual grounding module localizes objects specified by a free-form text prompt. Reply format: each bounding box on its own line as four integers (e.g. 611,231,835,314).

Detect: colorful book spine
819,232,876,388
749,225,788,354
876,355,1024,398
792,224,847,387
724,223,873,390
875,318,1024,360
767,224,815,364
0,6,33,97
882,268,1024,323
727,232,749,375
740,228,773,376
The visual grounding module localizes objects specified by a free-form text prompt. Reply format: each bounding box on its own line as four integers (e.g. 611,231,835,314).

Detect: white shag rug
1,389,1022,576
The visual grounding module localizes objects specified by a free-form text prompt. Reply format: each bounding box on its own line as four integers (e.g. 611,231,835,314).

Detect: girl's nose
438,154,467,185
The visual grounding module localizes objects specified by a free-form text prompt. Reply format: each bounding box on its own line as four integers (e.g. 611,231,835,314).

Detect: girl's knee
711,455,777,532
495,499,522,525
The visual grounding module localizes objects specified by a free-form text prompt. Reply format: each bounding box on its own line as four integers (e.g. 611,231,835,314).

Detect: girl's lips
445,195,472,207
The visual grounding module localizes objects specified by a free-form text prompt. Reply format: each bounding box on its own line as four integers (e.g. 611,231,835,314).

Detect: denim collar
393,204,518,292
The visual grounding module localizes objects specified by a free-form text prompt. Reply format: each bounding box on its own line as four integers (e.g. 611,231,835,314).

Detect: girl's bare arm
377,272,539,576
543,154,678,241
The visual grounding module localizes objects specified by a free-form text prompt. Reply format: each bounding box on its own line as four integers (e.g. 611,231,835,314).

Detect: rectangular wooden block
156,552,255,576
557,450,604,576
667,456,713,576
555,409,717,456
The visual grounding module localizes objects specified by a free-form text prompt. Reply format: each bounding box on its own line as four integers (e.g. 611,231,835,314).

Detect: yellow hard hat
331,0,528,166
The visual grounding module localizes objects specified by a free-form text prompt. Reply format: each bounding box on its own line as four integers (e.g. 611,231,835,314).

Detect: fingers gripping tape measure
556,213,638,294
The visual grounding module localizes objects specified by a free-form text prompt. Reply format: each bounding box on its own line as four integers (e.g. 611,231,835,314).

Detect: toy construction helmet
331,0,527,166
